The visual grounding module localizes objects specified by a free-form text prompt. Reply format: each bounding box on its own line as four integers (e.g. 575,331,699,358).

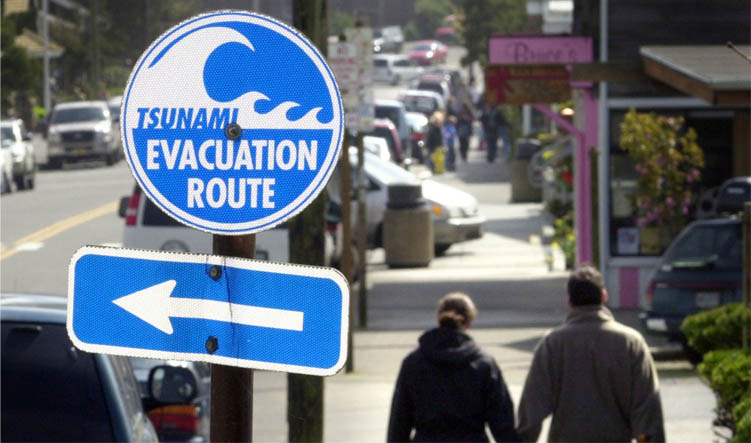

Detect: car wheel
1,172,10,194
48,158,63,169
681,340,703,365
434,244,451,256
105,152,116,166
14,174,26,190
392,75,400,86
26,167,35,190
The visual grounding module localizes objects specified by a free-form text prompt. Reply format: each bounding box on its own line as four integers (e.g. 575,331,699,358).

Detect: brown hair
437,292,477,329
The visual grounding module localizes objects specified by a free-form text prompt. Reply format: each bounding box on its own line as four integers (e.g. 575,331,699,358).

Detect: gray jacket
517,305,665,442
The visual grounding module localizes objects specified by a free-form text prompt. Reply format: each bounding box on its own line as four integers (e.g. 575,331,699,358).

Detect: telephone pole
288,2,328,441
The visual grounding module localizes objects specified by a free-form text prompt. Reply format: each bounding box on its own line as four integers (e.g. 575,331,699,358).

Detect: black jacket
387,327,519,442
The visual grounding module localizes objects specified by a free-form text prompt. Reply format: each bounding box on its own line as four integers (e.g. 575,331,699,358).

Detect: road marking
1,200,118,261
15,242,44,252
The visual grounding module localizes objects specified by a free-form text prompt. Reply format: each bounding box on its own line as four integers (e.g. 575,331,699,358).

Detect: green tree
329,10,355,37
457,0,526,67
414,0,455,39
1,14,42,118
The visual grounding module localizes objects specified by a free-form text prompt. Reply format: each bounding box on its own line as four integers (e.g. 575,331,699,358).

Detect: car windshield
374,59,388,68
357,152,418,185
402,96,437,114
413,44,432,51
417,82,444,96
665,223,742,270
375,107,401,126
1,127,14,144
51,107,107,123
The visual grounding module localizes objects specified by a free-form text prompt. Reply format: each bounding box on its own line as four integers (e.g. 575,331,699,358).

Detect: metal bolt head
209,265,222,280
205,336,219,354
224,123,242,140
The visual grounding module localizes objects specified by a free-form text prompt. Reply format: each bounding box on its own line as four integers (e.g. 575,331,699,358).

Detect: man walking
517,265,665,442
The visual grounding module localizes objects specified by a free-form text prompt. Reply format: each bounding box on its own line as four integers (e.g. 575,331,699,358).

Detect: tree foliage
1,14,41,116
457,0,526,67
414,0,455,39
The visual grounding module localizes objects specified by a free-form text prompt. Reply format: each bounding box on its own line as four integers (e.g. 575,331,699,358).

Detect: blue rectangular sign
67,246,349,376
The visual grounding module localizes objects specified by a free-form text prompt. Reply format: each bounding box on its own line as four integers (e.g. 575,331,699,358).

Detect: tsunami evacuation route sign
121,11,343,235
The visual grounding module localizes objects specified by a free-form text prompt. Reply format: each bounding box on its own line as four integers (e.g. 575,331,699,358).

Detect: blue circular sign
122,11,343,234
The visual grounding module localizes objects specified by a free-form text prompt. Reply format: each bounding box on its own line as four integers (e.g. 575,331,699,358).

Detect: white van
119,185,338,265
372,54,423,85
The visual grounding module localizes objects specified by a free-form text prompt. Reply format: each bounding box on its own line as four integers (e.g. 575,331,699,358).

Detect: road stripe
1,200,118,261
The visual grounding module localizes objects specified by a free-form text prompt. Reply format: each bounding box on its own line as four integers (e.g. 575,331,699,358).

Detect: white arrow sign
112,280,305,334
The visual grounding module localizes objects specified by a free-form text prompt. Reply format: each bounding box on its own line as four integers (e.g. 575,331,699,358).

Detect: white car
372,54,423,85
47,101,121,168
328,148,485,255
0,119,36,190
364,135,392,162
119,185,336,265
0,136,13,194
398,90,445,117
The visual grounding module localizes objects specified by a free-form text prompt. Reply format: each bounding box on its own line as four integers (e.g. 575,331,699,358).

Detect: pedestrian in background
456,100,474,162
443,115,457,172
426,111,444,173
387,292,519,442
517,265,665,442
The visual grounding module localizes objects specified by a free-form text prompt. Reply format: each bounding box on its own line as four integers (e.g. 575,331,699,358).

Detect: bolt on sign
67,11,349,376
484,64,571,105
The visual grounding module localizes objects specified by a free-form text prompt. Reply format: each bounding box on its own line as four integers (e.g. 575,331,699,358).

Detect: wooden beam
642,57,716,103
715,90,751,106
571,62,648,83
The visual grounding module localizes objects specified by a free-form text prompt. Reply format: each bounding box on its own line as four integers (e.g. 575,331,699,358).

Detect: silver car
47,101,120,168
328,148,485,255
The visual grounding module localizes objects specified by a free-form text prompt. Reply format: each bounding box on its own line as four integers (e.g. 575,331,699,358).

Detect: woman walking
387,293,519,442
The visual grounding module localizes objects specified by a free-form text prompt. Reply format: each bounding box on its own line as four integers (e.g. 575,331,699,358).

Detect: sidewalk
250,149,716,442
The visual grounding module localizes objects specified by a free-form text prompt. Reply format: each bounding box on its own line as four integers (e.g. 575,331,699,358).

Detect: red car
408,40,448,65
366,119,404,164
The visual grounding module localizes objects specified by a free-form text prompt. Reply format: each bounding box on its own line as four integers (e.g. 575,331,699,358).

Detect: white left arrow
112,280,304,334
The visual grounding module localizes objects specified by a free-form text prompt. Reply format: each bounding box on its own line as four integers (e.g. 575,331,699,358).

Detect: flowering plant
619,109,704,234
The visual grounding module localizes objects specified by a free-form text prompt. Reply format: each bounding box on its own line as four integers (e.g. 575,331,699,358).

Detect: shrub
698,349,751,436
733,396,751,443
682,303,751,355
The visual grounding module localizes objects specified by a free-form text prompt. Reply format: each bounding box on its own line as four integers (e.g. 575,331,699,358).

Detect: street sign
67,246,349,376
485,64,571,105
343,27,375,132
121,11,343,235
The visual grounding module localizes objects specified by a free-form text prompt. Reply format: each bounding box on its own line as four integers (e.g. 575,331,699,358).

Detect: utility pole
288,1,327,441
210,235,256,443
340,130,355,373
356,131,367,327
743,202,750,351
42,0,50,114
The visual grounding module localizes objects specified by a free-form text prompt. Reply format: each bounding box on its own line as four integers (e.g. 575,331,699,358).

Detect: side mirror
148,365,198,404
118,196,130,218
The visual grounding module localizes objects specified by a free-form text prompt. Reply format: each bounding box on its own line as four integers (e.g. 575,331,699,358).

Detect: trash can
383,183,434,267
511,138,542,202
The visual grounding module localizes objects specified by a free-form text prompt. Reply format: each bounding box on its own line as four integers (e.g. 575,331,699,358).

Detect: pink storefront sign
489,36,592,65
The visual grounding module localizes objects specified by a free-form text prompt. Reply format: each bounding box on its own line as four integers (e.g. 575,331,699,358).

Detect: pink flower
666,197,675,207
691,168,700,179
657,177,664,187
682,205,689,215
637,218,647,228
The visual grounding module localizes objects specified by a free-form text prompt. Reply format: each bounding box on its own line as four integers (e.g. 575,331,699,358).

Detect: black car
640,218,743,354
1,293,203,442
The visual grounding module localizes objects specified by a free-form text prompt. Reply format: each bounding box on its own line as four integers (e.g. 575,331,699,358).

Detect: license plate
695,292,720,309
646,318,668,332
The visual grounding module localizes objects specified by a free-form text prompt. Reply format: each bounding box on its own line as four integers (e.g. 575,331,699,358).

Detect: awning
13,29,64,58
640,45,751,106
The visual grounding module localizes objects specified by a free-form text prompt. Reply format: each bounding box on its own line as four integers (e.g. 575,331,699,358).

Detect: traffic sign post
67,10,347,441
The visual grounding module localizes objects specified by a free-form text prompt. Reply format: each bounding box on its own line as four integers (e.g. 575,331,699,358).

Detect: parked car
1,293,164,442
373,54,423,85
365,118,405,165
715,176,751,215
398,89,445,117
434,26,457,44
640,218,743,360
47,101,121,168
405,111,428,162
364,135,392,162
410,74,452,104
408,40,448,65
108,95,124,150
120,184,336,266
1,119,36,190
0,132,14,194
372,26,404,53
327,148,484,255
375,100,410,155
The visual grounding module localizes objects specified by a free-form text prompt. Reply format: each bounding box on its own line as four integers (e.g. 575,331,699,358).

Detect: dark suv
640,218,743,358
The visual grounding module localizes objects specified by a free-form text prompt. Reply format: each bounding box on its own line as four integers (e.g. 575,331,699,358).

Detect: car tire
26,167,35,190
1,172,10,194
105,152,116,166
681,340,703,365
48,158,63,169
14,174,26,190
435,243,451,256
392,75,400,86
